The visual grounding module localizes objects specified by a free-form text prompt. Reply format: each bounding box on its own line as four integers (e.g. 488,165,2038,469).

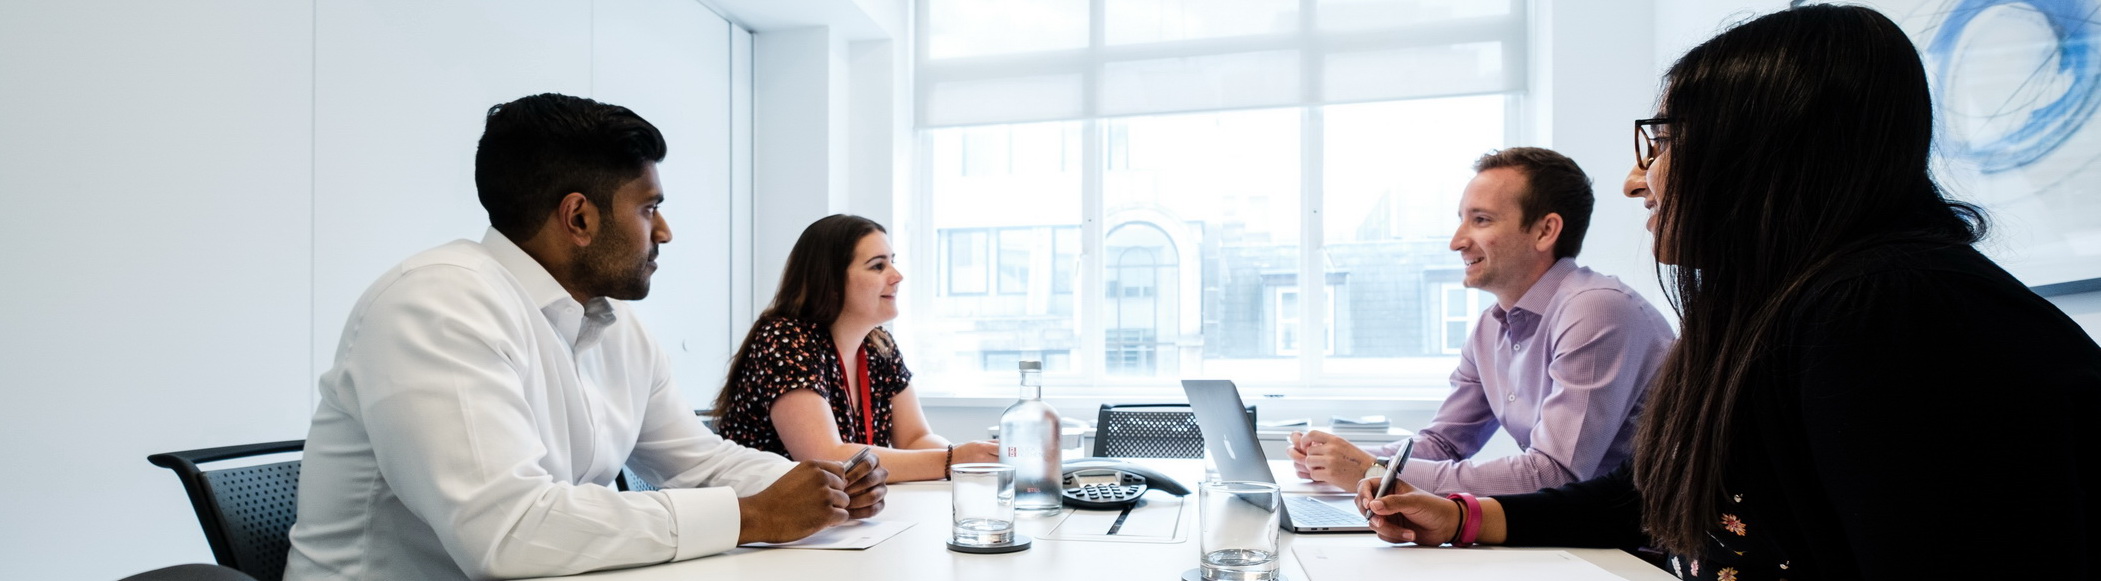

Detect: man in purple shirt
1290,147,1674,496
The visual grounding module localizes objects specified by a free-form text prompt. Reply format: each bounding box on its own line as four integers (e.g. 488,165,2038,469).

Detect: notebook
1182,379,1373,533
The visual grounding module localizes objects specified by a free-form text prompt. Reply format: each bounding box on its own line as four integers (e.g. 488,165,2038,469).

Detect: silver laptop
1181,379,1372,533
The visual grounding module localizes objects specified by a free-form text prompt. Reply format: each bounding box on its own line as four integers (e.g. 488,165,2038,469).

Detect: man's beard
572,235,654,301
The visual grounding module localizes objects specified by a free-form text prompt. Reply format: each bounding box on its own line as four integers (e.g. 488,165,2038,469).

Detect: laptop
1181,379,1372,533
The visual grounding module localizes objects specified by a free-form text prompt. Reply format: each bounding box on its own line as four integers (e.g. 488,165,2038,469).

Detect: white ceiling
697,0,905,40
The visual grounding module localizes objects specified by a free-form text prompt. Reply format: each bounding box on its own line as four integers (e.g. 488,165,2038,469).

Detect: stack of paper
1329,415,1390,431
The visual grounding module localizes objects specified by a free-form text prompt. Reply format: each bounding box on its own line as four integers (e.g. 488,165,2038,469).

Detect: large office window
904,0,1524,394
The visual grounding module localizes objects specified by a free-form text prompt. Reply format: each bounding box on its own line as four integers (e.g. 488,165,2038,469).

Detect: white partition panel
0,2,314,578
730,25,759,387
593,0,738,408
311,0,593,374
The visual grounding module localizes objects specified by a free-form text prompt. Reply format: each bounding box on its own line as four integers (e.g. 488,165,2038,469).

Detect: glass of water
1199,480,1282,581
950,463,1017,547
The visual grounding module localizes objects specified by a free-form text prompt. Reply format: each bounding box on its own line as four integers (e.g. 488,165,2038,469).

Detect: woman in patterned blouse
711,215,1000,482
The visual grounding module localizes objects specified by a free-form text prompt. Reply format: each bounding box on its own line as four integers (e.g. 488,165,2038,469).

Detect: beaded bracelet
943,444,955,480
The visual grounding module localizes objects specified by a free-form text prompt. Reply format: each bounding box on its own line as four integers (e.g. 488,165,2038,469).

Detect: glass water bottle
998,360,1061,513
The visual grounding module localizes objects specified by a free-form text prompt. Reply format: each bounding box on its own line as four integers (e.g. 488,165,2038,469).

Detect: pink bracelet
1447,493,1482,547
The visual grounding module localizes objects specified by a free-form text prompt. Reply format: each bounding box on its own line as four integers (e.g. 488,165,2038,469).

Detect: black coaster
1181,568,1285,581
947,533,1032,553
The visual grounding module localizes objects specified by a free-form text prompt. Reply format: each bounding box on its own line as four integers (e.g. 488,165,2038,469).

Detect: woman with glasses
1357,5,2099,579
711,215,999,482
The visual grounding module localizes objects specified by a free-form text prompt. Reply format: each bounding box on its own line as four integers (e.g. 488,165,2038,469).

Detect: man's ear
554,192,598,248
1531,212,1564,253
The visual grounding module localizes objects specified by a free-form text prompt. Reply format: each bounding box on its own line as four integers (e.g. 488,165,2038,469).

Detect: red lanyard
837,345,875,445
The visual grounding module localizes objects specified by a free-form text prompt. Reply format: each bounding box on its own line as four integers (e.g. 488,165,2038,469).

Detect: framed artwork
1801,0,2101,295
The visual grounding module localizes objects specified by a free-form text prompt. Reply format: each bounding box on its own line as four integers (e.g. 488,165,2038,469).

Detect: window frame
904,0,1528,398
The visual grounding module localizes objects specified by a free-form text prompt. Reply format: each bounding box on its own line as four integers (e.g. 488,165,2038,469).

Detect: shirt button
1507,394,1517,402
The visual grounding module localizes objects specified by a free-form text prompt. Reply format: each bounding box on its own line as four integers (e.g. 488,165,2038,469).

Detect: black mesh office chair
116,564,259,581
616,466,660,492
147,440,303,581
1091,403,1255,458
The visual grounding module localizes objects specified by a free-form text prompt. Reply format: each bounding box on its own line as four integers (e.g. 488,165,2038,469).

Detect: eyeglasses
1634,117,1672,170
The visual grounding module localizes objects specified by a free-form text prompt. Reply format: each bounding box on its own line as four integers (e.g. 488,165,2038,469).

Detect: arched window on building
1104,222,1177,375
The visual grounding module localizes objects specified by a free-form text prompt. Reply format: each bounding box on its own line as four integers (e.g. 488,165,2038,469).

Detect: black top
714,317,912,458
1494,243,2101,580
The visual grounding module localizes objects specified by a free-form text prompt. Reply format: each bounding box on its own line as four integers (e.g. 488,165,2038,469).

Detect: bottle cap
1017,360,1042,371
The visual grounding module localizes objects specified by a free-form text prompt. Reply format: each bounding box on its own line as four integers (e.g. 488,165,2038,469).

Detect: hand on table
1296,430,1376,488
950,440,1000,465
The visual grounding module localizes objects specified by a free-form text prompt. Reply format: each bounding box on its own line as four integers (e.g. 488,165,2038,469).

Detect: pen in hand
1365,439,1414,519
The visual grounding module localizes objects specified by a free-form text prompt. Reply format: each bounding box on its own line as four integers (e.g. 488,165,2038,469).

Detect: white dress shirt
285,229,793,581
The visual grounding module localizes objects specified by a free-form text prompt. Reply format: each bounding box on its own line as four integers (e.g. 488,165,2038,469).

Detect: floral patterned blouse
714,317,912,459
1667,489,1796,581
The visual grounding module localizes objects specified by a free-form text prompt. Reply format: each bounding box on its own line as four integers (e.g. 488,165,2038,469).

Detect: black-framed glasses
1635,117,1672,170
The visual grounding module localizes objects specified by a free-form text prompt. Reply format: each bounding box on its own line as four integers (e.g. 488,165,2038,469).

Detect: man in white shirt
285,93,886,581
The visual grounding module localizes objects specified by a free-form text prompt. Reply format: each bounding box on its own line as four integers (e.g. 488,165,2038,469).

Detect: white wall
594,0,742,402
1530,0,1668,312
0,1,316,576
0,0,748,577
752,26,850,310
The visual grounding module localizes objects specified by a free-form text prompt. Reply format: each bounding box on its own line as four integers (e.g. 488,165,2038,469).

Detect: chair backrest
1091,404,1255,458
147,440,304,581
117,564,259,581
617,466,660,492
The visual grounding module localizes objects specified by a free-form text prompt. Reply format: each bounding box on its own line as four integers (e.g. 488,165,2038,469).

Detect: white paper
1039,496,1186,543
740,519,914,550
1293,545,1633,581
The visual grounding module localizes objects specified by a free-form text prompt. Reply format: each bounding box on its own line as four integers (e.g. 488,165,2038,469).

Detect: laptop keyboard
1286,496,1368,528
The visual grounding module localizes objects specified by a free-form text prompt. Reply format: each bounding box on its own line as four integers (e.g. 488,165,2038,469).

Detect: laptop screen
1180,379,1279,484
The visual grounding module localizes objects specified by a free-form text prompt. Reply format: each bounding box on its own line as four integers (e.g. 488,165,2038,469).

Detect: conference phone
1059,458,1191,510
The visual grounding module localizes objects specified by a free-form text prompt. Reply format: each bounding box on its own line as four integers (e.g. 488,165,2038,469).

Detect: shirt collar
1510,257,1579,317
481,228,618,351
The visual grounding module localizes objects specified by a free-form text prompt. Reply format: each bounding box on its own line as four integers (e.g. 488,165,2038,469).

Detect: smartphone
843,446,877,474
1366,438,1415,518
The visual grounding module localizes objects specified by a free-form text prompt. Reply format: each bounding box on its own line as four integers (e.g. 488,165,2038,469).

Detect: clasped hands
737,454,890,544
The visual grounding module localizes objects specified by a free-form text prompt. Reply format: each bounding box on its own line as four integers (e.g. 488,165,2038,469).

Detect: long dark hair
712,214,891,416
1632,4,1984,556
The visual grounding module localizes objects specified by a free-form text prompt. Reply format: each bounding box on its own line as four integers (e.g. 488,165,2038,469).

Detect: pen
844,446,876,473
1365,438,1414,519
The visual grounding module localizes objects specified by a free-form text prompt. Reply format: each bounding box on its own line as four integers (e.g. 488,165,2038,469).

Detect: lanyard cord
837,345,875,445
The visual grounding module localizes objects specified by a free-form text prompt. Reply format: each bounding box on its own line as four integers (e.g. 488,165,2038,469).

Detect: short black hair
474,93,667,241
1473,147,1594,259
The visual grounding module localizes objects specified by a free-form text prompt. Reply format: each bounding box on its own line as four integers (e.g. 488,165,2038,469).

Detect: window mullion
1078,120,1105,385
1298,0,1324,386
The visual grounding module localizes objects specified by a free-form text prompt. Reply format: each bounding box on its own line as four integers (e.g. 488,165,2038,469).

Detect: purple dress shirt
1376,258,1674,496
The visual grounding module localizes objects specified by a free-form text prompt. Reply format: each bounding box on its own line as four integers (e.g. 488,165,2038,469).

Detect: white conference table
535,460,1676,581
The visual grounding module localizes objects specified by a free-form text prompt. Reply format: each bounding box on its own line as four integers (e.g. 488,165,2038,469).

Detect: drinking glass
950,463,1017,546
1198,481,1282,581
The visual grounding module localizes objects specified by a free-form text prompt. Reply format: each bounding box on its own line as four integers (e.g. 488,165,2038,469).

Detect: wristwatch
1364,456,1393,480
